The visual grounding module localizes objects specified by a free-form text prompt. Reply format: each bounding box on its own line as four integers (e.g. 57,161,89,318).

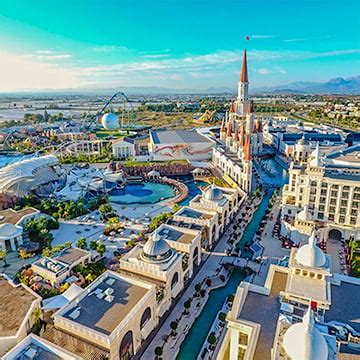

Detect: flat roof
150,130,212,144
55,248,89,266
62,274,149,335
325,281,360,333
158,224,195,244
0,277,38,337
0,207,38,225
239,271,287,360
177,207,212,220
167,219,203,231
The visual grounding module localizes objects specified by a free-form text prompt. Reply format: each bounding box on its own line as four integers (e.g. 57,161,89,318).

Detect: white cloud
0,50,80,91
284,38,306,42
251,35,277,39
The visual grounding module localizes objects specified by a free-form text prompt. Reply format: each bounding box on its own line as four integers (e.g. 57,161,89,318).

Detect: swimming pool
108,182,176,205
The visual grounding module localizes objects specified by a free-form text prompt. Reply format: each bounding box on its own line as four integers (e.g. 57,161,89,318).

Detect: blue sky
0,0,359,91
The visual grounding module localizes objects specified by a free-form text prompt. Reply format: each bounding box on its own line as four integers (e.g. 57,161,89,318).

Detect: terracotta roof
220,120,226,132
0,207,39,225
239,124,245,147
227,121,233,137
244,134,251,161
234,128,239,142
240,49,248,83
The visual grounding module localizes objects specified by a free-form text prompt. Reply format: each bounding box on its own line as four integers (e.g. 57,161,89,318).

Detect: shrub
205,278,212,287
207,332,217,345
218,312,227,322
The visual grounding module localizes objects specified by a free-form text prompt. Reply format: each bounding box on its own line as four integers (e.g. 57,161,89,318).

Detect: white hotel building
281,143,360,244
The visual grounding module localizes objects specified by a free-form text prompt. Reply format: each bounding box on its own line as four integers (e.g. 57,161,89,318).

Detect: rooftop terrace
150,130,212,144
157,224,196,244
238,271,287,360
62,273,149,335
0,277,39,337
325,281,360,333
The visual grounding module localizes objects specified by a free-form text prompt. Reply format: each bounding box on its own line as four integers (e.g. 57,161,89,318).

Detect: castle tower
237,49,249,116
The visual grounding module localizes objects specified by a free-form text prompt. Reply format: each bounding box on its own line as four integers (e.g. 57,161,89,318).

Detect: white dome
297,205,312,222
283,309,328,360
147,170,160,177
203,184,223,202
101,113,119,130
296,231,326,268
0,223,22,239
142,233,173,262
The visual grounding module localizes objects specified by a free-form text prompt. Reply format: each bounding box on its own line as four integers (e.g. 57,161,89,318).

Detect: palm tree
0,250,9,268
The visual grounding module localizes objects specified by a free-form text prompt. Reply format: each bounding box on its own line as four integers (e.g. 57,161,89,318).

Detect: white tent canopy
42,284,83,311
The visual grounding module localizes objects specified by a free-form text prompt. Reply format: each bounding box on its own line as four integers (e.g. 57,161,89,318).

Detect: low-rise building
0,275,42,356
2,334,81,360
31,247,91,285
149,129,215,161
0,207,40,251
51,271,158,359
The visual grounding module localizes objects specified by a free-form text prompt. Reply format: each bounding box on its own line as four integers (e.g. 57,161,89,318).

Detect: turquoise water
179,180,208,206
237,189,274,259
0,154,25,168
257,157,288,186
108,182,175,205
177,268,246,360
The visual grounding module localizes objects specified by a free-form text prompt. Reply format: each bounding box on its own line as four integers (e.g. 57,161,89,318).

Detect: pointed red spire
240,49,248,83
255,119,262,132
239,124,245,147
220,120,226,132
234,127,239,142
247,100,254,114
229,101,236,113
244,134,251,161
227,121,233,137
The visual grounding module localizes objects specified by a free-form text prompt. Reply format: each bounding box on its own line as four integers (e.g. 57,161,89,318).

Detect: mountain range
254,75,360,95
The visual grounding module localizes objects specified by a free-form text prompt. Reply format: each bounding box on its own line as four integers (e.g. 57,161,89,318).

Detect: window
171,272,179,290
318,213,324,219
140,307,152,329
339,216,345,223
329,214,335,221
331,190,338,197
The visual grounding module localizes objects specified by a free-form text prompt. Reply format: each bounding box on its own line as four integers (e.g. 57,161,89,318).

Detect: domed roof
101,113,119,130
297,135,306,146
297,205,312,222
283,308,328,360
0,223,22,239
147,170,160,177
203,184,224,202
296,231,326,268
142,233,173,262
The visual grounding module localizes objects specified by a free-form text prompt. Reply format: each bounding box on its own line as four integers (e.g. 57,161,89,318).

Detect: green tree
170,321,178,336
0,250,8,267
99,203,113,216
96,243,106,256
207,332,217,346
155,346,163,359
89,240,98,251
77,237,88,250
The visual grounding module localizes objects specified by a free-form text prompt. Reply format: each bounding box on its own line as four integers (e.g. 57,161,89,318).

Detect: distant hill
254,75,360,95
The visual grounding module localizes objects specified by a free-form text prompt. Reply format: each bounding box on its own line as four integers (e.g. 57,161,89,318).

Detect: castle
213,49,263,193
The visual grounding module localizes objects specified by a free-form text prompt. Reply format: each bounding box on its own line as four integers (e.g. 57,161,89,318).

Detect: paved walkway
143,196,263,360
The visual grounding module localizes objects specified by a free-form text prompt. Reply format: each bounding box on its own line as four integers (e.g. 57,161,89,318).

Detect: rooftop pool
108,182,176,205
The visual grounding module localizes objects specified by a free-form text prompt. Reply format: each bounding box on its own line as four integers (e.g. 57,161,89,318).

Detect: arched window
171,272,179,290
119,330,134,360
193,247,199,266
140,307,152,329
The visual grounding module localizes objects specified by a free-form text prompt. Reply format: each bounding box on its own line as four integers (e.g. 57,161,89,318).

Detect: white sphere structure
203,184,224,202
101,113,119,130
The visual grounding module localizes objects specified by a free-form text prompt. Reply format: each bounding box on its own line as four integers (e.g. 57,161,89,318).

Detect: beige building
0,275,42,356
52,270,158,360
31,247,91,285
281,143,360,244
217,231,360,360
